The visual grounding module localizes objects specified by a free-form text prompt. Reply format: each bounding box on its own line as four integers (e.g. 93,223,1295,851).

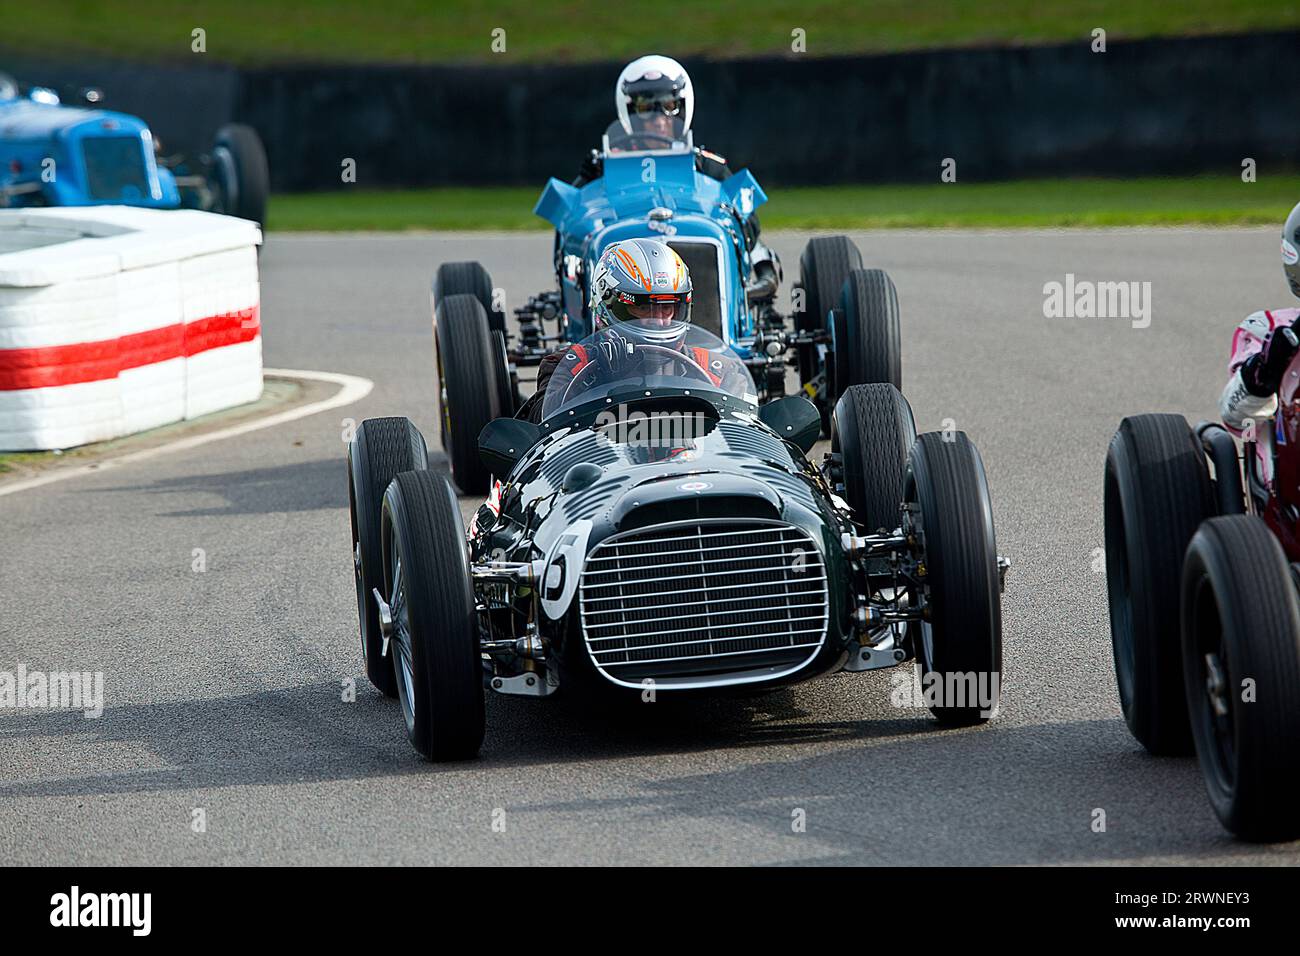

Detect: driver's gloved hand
595,329,633,377
572,149,603,187
1243,325,1300,397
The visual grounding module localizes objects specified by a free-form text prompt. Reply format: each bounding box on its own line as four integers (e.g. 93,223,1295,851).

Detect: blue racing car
431,115,904,493
0,72,267,225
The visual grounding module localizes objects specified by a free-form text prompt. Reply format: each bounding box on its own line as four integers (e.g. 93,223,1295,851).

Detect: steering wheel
557,344,716,407
630,133,679,147
610,132,680,153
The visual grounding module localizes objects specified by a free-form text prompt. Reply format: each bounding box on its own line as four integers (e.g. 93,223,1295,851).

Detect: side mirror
758,396,821,453
478,418,541,476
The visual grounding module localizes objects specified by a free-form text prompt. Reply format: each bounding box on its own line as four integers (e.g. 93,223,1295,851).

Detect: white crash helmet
1283,199,1300,298
615,55,694,136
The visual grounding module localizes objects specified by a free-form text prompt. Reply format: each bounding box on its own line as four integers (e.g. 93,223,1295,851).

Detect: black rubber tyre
435,294,502,495
434,261,505,335
1104,414,1215,755
838,268,902,394
906,432,1002,726
1181,515,1300,841
491,329,516,417
348,417,429,697
381,470,485,761
210,123,269,226
796,236,862,387
832,384,916,533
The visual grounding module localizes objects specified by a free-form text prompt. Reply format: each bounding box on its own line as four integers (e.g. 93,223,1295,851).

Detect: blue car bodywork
0,89,181,209
0,79,268,226
533,135,768,357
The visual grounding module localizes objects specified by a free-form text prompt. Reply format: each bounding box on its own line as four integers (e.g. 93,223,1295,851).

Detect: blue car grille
81,136,150,201
668,241,721,337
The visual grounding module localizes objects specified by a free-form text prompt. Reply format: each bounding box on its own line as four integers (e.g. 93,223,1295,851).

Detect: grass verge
5,1,1299,65
267,175,1298,232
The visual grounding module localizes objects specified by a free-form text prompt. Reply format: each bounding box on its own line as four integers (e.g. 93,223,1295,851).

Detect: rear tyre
1181,515,1300,841
838,268,902,393
796,236,862,390
1104,414,1215,755
210,123,269,226
348,417,429,697
906,432,1002,726
435,294,502,495
832,384,916,533
381,470,485,761
435,261,505,335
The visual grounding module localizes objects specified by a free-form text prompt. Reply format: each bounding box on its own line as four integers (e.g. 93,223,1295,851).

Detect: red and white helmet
615,55,694,136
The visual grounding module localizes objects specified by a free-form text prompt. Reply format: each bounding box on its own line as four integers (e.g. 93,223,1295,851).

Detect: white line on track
0,367,373,499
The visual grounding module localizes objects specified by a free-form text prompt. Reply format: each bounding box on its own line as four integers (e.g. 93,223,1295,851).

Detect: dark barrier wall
5,31,1297,190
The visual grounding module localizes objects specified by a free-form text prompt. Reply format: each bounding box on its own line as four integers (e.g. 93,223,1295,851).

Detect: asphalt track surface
3,228,1299,866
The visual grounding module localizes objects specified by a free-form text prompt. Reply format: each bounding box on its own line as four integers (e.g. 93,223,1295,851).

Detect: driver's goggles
630,96,682,116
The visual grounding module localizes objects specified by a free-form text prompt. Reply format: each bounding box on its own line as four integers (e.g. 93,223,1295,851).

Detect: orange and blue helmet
590,238,693,344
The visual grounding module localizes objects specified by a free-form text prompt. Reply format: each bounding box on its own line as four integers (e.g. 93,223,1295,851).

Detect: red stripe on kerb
0,306,259,390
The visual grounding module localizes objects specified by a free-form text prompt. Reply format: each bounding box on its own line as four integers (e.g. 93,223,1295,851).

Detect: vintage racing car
1104,410,1300,840
348,320,1007,760
430,116,901,493
0,72,268,225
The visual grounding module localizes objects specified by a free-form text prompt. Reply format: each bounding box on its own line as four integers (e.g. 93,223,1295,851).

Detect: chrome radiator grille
579,520,828,685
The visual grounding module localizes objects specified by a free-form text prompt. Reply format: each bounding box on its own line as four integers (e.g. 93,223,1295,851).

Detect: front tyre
837,268,902,394
435,294,502,495
434,261,505,335
832,383,916,533
210,123,269,226
348,417,429,697
1181,515,1300,841
796,236,862,391
906,432,1002,726
382,470,485,761
1104,414,1215,755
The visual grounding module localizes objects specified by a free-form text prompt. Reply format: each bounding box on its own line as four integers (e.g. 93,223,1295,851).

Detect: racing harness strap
690,346,724,386
565,344,591,374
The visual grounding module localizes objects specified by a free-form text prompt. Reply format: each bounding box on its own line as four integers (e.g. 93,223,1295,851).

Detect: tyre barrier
0,207,262,450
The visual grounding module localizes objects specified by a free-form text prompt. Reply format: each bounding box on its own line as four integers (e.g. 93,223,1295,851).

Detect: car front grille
81,136,150,201
578,519,828,686
667,241,721,337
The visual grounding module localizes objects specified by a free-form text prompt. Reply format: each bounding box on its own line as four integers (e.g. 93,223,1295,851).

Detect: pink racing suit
1219,307,1300,489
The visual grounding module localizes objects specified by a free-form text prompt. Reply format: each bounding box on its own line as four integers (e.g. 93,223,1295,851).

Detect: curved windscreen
540,320,754,420
602,116,690,157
